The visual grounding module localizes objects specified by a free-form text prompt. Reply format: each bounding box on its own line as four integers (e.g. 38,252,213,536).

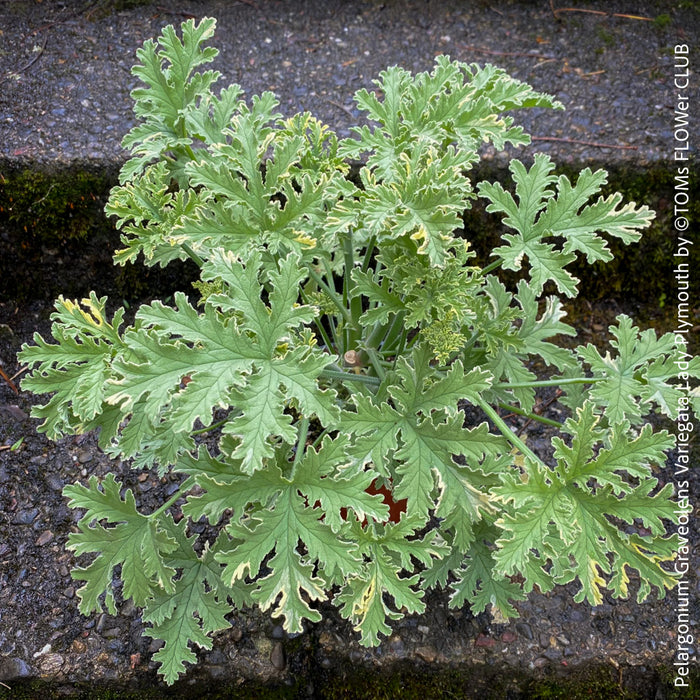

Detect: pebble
39,653,64,675
415,646,438,663
270,641,286,670
543,647,563,661
46,474,65,491
70,639,87,654
389,635,405,655
77,450,93,464
1,405,28,422
0,657,31,680
515,622,534,640
35,530,54,546
474,633,496,648
12,508,38,525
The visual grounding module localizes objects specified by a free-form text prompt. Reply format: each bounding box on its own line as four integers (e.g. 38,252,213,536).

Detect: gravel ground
0,0,699,697
1,297,697,698
0,0,698,170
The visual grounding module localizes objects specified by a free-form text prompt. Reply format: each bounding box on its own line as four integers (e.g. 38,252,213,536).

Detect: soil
0,0,698,698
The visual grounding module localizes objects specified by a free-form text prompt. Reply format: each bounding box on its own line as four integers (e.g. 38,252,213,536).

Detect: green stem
391,327,408,369
311,426,333,449
496,402,564,428
361,236,377,273
321,368,381,387
481,258,503,276
364,346,387,381
301,287,335,352
496,377,597,390
307,266,356,330
292,417,310,476
191,418,228,435
150,476,195,519
379,312,407,353
476,398,546,467
344,230,363,350
182,243,204,267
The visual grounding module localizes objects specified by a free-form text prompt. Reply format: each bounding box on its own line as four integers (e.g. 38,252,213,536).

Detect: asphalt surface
0,0,698,172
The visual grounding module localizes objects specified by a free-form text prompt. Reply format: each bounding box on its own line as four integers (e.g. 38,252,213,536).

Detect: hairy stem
476,398,547,467
496,377,596,389
181,243,204,267
497,402,564,428
150,476,195,519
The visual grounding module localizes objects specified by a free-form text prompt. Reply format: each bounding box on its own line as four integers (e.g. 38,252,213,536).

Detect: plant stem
344,230,363,350
497,402,564,428
301,287,335,352
307,266,356,331
149,476,195,519
481,258,503,275
361,236,377,273
378,312,407,353
181,243,204,267
191,418,229,435
496,377,596,389
292,417,310,476
321,368,381,387
476,398,546,467
364,346,387,381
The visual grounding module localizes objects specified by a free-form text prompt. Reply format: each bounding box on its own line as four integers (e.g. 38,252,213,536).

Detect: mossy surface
1,160,695,306
0,167,114,242
2,661,696,699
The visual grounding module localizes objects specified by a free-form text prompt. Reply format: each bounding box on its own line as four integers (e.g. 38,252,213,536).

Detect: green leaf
107,251,337,472
121,18,220,181
19,294,126,439
64,474,178,614
342,349,503,523
577,315,699,423
217,488,360,633
143,520,235,685
336,516,448,646
481,154,654,297
449,522,526,618
493,402,677,604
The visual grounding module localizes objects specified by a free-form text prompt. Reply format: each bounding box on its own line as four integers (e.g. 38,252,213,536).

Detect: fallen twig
461,45,556,60
550,1,653,22
324,98,356,120
532,136,637,151
0,32,48,84
10,366,29,383
0,366,18,395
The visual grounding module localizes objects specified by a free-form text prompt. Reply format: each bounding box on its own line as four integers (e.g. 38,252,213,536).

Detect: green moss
1,661,695,699
0,167,114,242
656,664,700,700
0,678,300,700
653,13,672,28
